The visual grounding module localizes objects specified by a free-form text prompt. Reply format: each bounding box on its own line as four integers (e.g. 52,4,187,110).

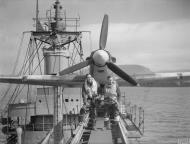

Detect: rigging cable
35,39,50,114
0,33,25,109
12,32,25,74
1,34,50,115
20,37,44,75
7,41,46,105
71,41,83,66
73,41,84,61
2,37,31,112
8,38,38,104
3,84,21,114
9,55,45,104
69,44,75,66
18,37,32,75
72,49,78,66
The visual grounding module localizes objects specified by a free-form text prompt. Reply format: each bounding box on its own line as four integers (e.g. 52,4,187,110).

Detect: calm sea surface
0,87,190,144
120,87,190,144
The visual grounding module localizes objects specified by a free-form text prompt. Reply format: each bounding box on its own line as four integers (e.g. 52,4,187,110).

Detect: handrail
66,113,89,144
118,116,129,144
40,128,53,144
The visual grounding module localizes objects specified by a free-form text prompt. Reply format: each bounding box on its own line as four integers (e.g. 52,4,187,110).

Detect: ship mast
52,1,63,143
36,0,39,31
54,0,64,31
33,0,83,143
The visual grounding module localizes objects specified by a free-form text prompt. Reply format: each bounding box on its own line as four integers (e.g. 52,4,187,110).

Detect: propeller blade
107,62,137,86
59,60,92,75
99,14,109,50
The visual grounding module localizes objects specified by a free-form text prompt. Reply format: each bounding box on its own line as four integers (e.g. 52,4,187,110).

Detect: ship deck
88,117,113,144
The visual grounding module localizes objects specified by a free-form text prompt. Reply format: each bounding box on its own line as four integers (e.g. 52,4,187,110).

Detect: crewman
81,74,98,129
16,125,22,144
104,76,121,129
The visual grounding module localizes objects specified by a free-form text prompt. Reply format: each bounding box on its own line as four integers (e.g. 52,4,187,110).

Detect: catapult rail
118,116,129,144
67,113,89,144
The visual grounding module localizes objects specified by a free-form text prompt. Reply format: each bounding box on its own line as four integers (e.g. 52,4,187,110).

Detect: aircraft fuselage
90,64,112,85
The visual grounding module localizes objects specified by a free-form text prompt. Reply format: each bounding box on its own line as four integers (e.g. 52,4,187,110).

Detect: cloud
76,0,190,25
0,0,190,73
0,0,24,8
80,19,190,71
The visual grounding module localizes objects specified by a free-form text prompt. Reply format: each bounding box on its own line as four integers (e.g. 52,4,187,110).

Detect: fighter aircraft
0,15,190,87
1,0,190,143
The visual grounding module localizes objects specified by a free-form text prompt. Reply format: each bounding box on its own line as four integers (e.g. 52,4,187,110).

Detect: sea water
120,87,190,144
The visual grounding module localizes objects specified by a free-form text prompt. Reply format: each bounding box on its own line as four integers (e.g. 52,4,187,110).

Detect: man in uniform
104,76,121,129
81,74,98,129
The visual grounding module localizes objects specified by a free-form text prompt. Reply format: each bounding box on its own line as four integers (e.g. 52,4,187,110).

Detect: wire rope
0,33,25,106
35,39,50,114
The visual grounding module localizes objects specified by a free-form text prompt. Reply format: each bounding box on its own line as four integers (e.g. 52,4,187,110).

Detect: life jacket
84,78,97,98
104,81,118,104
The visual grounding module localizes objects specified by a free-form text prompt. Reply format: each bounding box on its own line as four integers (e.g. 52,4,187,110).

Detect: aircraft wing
117,72,190,87
0,75,86,87
1,72,190,87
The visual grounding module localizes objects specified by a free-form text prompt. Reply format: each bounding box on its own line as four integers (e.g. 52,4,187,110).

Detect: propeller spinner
92,50,109,66
59,14,138,86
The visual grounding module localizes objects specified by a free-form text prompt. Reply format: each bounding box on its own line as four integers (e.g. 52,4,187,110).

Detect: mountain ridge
118,64,154,75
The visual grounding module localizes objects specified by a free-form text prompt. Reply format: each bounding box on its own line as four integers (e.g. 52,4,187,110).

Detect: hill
118,64,154,75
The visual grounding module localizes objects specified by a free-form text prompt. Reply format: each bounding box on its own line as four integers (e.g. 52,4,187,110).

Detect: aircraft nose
92,50,109,66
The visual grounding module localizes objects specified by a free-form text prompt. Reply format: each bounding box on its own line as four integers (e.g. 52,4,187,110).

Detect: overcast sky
0,0,190,74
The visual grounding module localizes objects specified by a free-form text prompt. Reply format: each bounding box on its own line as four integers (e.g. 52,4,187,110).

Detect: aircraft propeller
99,14,108,50
59,14,137,86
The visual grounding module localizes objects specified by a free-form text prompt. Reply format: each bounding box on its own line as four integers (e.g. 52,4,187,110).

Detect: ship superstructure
1,0,86,143
0,1,145,144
